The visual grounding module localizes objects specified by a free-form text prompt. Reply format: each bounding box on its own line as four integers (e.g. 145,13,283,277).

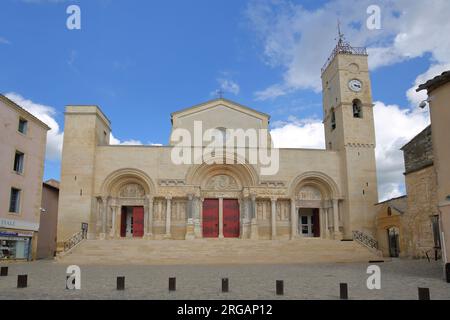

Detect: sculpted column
145,196,154,239
324,207,330,239
110,204,118,238
290,198,297,239
185,194,195,240
100,196,108,240
165,196,172,239
271,197,277,240
250,195,259,240
333,199,342,240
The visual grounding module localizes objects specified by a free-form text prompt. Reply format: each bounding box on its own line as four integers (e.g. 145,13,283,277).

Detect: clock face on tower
348,79,362,92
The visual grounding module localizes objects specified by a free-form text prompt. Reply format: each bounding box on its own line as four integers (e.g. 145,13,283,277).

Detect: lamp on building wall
419,98,432,109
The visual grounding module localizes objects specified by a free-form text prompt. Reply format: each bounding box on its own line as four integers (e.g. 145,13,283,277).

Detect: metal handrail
63,229,87,252
352,230,378,250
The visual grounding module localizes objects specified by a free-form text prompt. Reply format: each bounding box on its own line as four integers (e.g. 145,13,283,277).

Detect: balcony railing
322,42,368,73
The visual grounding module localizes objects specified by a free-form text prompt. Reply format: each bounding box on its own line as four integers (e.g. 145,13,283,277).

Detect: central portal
202,199,240,238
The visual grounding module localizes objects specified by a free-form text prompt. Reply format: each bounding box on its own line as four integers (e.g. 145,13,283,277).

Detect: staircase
57,238,382,265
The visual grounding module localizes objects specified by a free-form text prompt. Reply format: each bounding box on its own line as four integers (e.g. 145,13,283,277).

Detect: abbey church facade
56,41,379,250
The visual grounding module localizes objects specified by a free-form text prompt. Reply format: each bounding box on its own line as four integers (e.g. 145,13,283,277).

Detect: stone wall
402,126,433,175
402,165,438,258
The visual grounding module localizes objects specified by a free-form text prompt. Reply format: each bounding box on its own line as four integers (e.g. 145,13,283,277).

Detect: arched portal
290,172,341,239
97,168,155,239
186,162,257,239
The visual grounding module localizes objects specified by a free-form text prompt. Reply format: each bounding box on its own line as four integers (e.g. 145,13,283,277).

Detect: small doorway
120,206,144,238
298,208,320,237
223,199,240,238
387,227,400,257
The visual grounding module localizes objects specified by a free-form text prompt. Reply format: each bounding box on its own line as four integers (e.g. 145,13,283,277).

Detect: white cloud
246,0,450,97
406,63,450,107
5,93,64,161
270,116,325,149
0,37,10,45
217,78,240,96
109,133,143,146
373,101,430,201
269,101,430,201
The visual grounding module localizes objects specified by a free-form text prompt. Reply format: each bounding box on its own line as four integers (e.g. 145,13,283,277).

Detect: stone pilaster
271,197,277,240
185,194,195,240
100,196,108,240
250,195,259,240
290,198,297,239
145,195,154,239
333,199,342,240
165,196,172,239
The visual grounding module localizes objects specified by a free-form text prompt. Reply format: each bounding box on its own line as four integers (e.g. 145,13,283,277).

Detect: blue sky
1,0,449,201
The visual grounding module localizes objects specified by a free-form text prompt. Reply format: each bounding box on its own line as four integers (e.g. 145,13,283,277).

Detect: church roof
171,98,271,122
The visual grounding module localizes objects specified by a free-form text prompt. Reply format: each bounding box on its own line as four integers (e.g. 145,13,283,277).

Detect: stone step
57,239,382,265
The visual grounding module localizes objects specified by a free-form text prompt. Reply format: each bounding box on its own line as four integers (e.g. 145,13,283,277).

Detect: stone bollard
169,277,176,291
340,283,348,300
276,280,284,296
17,275,28,288
222,278,229,293
117,276,125,291
0,266,8,277
418,288,430,300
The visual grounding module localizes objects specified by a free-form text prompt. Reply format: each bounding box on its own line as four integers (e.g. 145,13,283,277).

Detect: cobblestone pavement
0,259,449,300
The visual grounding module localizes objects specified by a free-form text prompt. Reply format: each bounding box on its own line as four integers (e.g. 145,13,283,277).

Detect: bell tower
321,30,378,237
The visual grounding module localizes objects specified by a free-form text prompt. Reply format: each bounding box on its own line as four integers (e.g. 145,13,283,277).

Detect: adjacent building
36,179,60,259
417,71,450,281
0,94,49,261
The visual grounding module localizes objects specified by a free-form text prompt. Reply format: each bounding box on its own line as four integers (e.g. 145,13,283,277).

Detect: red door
312,208,320,238
133,207,144,238
223,199,240,238
120,207,127,237
203,199,219,238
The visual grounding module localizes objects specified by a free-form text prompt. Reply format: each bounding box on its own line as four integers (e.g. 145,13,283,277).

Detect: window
352,99,363,118
9,188,21,213
331,108,336,130
13,151,24,174
18,118,28,134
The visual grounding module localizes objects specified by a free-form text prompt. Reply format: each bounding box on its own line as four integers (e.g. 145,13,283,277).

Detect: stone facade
56,42,379,251
402,166,438,258
402,126,433,174
417,71,450,278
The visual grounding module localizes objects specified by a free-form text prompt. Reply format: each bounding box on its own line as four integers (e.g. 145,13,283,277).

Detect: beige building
0,94,49,261
417,71,450,281
57,39,379,252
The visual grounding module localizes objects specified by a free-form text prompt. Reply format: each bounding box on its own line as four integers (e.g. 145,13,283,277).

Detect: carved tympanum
298,186,322,201
205,175,239,190
119,183,145,198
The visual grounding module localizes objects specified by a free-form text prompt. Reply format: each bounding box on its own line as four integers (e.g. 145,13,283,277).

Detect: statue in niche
119,183,145,198
205,175,239,190
298,186,322,201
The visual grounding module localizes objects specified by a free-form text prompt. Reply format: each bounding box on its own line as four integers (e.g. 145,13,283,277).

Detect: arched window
331,108,336,130
352,99,363,118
